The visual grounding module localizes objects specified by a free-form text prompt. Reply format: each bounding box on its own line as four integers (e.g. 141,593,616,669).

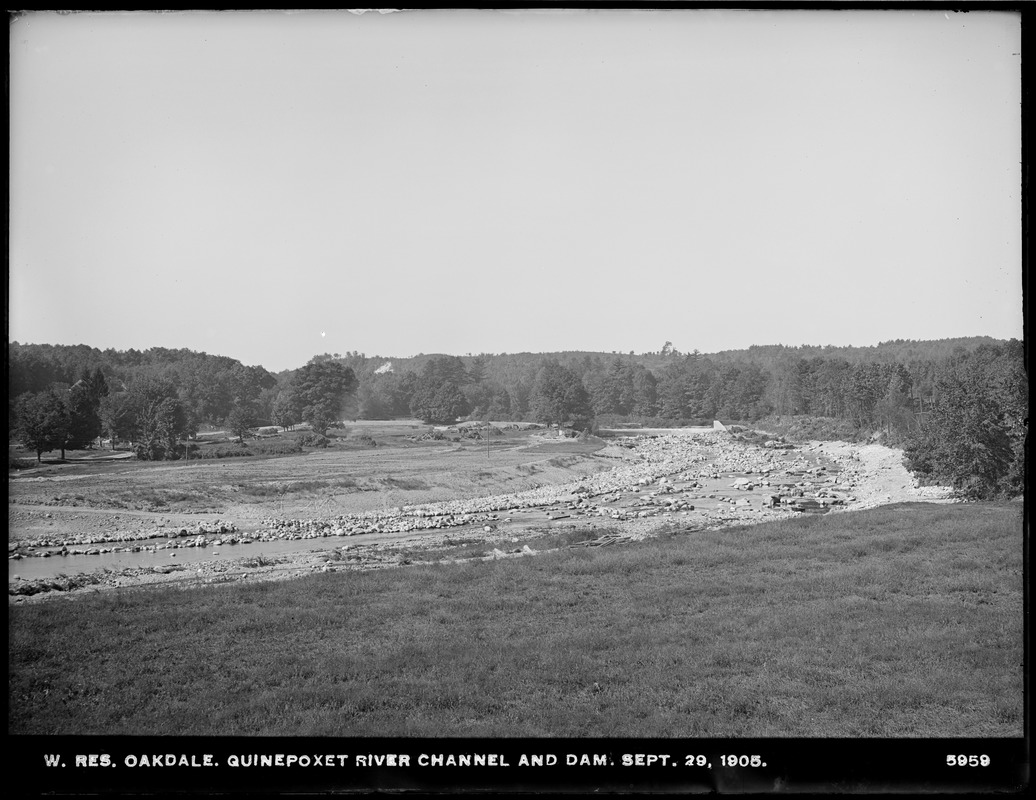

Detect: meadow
8,421,611,522
8,501,1023,738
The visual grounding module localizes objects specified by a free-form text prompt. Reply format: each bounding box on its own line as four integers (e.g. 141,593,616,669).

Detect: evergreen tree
904,343,1025,499
631,367,658,416
656,364,688,419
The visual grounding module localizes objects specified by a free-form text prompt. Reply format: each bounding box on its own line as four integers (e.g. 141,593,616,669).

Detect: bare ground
8,428,956,602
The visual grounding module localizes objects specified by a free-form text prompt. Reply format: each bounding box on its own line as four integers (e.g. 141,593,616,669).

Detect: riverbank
9,429,956,602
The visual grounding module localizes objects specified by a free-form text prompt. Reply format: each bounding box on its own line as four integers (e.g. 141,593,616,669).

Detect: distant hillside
709,337,1006,366
10,336,1011,389
8,342,273,398
370,337,1009,379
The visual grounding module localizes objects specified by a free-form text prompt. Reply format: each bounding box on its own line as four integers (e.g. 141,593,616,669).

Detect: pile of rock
9,571,108,596
8,521,240,560
407,430,451,442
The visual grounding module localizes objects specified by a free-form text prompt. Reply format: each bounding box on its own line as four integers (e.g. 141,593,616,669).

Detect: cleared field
9,424,961,598
8,423,611,525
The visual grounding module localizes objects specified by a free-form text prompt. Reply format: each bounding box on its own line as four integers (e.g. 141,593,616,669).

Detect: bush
252,439,303,456
185,438,306,459
134,441,187,461
242,554,277,568
189,442,253,459
592,414,711,430
9,455,35,470
753,415,867,443
295,432,330,448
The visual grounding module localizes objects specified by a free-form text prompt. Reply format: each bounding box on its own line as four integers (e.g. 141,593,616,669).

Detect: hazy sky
9,9,1023,372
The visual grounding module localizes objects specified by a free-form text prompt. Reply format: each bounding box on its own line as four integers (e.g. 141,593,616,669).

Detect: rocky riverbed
9,430,956,602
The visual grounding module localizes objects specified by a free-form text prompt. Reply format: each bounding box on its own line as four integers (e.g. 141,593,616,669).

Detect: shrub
184,439,305,460
9,455,35,470
242,554,277,568
295,432,330,448
252,439,304,456
190,443,254,460
753,415,866,443
593,414,710,430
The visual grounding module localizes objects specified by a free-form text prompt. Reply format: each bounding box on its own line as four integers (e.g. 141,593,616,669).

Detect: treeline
8,345,356,462
8,338,1026,499
901,341,1026,500
9,345,278,429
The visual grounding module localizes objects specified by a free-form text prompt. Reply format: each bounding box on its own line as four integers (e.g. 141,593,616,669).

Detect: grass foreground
9,501,1024,738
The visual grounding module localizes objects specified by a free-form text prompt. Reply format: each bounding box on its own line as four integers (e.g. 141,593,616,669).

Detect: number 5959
947,755,990,767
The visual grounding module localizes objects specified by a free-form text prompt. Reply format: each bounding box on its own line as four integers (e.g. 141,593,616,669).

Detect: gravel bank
9,432,956,602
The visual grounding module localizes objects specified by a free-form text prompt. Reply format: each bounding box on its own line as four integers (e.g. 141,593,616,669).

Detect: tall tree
127,377,189,460
89,367,110,403
99,393,136,450
14,390,68,462
411,380,470,425
631,366,658,416
225,402,257,443
509,378,531,419
271,388,301,431
530,360,592,428
64,381,102,451
874,364,914,440
290,360,358,435
394,370,420,417
466,354,488,386
656,364,688,419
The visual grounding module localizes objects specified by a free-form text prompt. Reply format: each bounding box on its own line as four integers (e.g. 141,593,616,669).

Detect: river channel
11,428,838,586
9,537,337,582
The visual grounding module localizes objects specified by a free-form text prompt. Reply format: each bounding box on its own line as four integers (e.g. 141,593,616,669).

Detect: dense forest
8,337,1027,499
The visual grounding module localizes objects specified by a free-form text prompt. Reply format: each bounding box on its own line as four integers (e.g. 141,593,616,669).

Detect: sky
9,9,1024,373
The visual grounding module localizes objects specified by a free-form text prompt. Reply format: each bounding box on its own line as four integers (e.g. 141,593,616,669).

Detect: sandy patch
807,440,956,510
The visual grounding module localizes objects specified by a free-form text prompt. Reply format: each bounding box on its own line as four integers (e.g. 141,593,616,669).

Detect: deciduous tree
410,379,470,424
530,360,592,428
225,403,256,443
14,390,68,462
65,381,101,451
290,360,358,435
127,377,189,460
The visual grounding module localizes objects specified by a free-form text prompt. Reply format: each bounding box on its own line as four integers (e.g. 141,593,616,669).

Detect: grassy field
8,501,1023,737
7,423,611,522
